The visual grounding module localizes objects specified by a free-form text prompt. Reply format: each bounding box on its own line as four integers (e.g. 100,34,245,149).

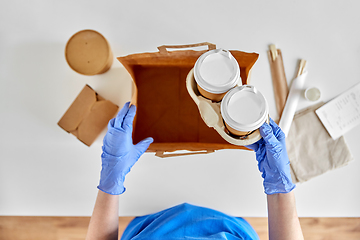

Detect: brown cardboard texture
117,42,259,156
65,29,113,75
58,85,119,146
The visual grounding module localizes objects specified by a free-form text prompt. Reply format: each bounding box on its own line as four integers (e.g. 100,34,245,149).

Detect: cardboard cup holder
186,68,268,146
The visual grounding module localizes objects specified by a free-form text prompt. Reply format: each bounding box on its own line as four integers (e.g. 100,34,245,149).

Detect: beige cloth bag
286,102,354,183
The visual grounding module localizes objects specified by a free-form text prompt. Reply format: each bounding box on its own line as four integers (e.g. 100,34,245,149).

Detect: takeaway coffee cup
194,49,240,102
221,85,269,137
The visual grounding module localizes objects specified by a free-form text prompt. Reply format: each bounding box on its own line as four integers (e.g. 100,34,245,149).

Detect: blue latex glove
247,118,295,195
97,102,153,195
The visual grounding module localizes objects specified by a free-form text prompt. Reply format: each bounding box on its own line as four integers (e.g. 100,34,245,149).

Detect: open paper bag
117,43,259,157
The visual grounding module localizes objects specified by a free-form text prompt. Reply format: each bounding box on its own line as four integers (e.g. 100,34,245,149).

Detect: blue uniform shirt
121,203,259,240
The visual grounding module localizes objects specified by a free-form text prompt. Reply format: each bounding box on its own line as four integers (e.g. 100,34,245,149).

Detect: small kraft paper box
58,84,119,146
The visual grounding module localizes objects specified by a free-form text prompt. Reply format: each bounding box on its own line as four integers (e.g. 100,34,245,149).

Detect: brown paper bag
117,43,259,157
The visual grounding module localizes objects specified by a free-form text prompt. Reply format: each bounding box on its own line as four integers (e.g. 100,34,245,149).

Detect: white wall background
1,0,359,217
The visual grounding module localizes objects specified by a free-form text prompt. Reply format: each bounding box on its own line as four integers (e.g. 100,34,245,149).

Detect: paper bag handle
155,149,215,158
157,42,216,54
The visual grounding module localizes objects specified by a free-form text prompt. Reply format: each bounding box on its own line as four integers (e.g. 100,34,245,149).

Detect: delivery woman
85,102,304,240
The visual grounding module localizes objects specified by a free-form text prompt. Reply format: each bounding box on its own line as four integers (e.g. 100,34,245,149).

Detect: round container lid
221,85,268,132
65,29,112,75
194,49,240,94
305,87,321,101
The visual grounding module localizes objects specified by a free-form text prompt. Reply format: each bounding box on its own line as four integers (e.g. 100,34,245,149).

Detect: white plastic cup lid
194,49,240,94
221,85,269,132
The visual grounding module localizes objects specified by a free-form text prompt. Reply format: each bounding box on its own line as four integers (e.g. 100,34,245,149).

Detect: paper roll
279,72,308,136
